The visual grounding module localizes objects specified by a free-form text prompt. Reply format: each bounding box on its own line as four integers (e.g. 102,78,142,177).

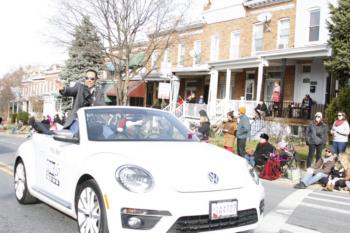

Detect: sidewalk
263,176,350,194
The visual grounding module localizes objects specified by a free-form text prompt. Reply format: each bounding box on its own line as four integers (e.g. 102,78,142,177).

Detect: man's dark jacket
60,82,105,128
254,142,275,166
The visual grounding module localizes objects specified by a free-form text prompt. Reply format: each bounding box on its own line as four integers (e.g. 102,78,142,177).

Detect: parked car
14,106,264,233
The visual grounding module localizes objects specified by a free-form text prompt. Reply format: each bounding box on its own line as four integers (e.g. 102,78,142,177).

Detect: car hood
88,141,251,193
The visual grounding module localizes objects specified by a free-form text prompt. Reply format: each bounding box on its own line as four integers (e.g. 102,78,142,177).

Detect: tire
75,180,109,233
14,160,37,204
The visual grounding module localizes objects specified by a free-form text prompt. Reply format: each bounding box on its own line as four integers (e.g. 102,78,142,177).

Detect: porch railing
264,101,325,119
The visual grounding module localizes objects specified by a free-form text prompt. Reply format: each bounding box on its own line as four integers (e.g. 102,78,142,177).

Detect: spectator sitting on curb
323,160,346,191
294,148,336,189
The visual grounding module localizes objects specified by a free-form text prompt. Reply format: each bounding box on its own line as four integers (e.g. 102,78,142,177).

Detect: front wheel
14,160,37,204
75,180,109,233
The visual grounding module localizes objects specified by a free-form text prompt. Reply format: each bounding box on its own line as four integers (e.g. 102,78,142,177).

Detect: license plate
209,199,237,220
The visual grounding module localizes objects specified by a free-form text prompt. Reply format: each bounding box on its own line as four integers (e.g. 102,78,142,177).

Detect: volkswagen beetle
14,106,264,233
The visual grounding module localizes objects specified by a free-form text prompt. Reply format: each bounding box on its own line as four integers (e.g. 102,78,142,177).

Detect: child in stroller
258,141,299,180
273,141,299,174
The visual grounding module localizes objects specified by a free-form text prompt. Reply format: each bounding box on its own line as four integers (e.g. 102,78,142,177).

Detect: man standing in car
57,69,105,133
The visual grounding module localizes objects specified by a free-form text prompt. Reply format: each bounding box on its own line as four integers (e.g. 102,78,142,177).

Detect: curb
0,131,27,139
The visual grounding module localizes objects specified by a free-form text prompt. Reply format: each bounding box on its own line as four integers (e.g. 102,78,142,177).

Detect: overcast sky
0,0,205,78
0,0,67,78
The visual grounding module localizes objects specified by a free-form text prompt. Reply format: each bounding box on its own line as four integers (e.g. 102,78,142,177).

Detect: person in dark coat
301,94,313,119
198,110,210,141
254,101,268,119
305,112,328,167
253,133,275,166
57,69,105,133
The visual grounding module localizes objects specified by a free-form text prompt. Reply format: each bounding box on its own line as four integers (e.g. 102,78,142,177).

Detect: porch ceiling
172,64,210,76
257,44,332,60
209,56,262,71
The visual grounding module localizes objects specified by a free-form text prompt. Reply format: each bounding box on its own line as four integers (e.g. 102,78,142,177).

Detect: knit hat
239,106,246,114
315,112,323,118
260,133,269,141
227,111,234,117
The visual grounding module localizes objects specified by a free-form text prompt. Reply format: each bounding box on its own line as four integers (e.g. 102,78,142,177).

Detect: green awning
105,53,145,71
129,53,145,68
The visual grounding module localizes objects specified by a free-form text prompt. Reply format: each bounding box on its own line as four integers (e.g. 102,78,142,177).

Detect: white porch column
208,69,218,118
225,69,231,112
256,59,265,102
170,75,180,113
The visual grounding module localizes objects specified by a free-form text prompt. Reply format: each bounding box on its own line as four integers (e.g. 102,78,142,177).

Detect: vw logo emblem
208,172,219,184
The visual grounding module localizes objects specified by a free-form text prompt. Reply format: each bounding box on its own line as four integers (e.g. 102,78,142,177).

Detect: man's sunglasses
325,150,331,153
85,77,96,81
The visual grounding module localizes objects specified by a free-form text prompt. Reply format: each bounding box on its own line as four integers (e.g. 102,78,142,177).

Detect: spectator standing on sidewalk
294,148,336,189
330,111,350,156
236,106,251,157
197,110,210,141
56,69,105,134
305,112,328,168
222,111,237,152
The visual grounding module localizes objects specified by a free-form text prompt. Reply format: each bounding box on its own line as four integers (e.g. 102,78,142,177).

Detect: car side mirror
53,129,79,144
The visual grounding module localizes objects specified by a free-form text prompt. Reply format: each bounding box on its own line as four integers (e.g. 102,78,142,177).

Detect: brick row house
19,65,63,119
153,0,337,122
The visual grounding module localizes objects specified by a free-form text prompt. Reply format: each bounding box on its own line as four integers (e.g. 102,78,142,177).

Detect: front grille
167,208,258,232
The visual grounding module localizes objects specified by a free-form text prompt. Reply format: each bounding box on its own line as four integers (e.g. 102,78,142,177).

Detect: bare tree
51,0,192,105
0,68,24,118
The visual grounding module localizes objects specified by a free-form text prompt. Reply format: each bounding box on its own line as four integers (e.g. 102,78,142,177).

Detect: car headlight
116,165,154,193
246,161,259,185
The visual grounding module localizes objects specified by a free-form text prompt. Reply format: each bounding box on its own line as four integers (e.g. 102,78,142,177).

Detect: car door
44,139,79,211
33,134,52,191
32,134,75,210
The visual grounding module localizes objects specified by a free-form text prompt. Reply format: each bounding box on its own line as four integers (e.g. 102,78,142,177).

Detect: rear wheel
14,160,37,204
75,180,109,233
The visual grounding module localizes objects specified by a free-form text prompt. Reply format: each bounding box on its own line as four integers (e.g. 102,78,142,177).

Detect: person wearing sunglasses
294,148,336,189
57,69,105,134
305,112,328,168
330,112,350,156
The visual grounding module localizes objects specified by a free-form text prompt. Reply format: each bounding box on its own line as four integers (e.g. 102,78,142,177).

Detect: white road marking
255,189,313,233
0,162,13,176
300,202,350,215
283,223,320,233
0,139,18,145
305,196,350,206
310,192,350,201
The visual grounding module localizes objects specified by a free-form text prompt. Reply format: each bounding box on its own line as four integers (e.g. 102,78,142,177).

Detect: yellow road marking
104,194,110,209
0,162,13,176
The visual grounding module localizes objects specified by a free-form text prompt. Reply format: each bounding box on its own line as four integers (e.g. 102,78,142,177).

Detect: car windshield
85,108,199,142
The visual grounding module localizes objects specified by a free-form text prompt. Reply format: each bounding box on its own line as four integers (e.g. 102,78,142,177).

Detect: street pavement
1,133,350,233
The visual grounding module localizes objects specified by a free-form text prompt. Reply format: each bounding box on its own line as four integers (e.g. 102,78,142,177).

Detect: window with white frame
163,48,170,64
230,31,240,59
245,79,255,101
252,23,263,54
309,9,320,42
210,34,220,61
151,50,159,69
178,44,185,66
277,18,290,49
193,40,201,65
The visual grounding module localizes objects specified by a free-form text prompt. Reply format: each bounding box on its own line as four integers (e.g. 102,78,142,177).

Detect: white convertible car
14,106,264,233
